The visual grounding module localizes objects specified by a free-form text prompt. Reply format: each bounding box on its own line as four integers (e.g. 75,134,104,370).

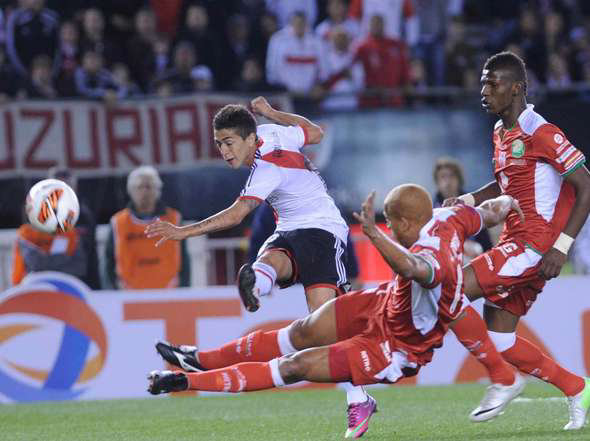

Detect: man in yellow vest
105,166,190,289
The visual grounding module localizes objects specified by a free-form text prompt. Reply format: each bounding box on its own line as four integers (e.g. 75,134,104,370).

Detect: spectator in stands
321,26,363,110
349,0,418,46
445,16,478,87
191,65,213,91
0,46,17,101
224,14,255,85
315,0,359,43
153,34,171,77
547,52,572,88
5,0,59,77
544,11,567,56
569,28,590,82
414,0,450,87
175,4,218,83
432,157,492,255
105,166,190,290
112,63,142,98
337,14,410,107
56,21,80,97
16,54,58,99
265,0,318,28
79,8,121,67
74,50,121,100
152,40,211,95
233,57,277,92
507,8,547,82
266,11,326,95
48,167,100,290
127,7,158,91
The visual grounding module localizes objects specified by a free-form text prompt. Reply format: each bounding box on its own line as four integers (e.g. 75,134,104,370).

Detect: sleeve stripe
238,195,264,203
562,157,586,177
557,146,577,163
564,151,584,168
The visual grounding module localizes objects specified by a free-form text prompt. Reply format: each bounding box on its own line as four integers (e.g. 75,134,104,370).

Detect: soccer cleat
155,341,206,372
563,377,590,430
237,263,260,312
469,373,526,422
147,370,188,395
345,394,378,438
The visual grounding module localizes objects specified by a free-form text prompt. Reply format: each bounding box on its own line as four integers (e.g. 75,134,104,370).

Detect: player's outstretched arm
145,198,260,247
250,96,324,144
443,181,501,207
476,195,525,228
540,164,590,279
353,191,432,286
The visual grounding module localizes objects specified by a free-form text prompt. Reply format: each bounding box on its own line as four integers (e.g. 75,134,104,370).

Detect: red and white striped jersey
239,124,348,243
492,104,586,254
370,205,483,363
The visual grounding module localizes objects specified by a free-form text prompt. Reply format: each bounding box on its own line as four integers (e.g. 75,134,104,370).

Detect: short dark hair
484,51,528,95
433,157,464,189
213,104,257,139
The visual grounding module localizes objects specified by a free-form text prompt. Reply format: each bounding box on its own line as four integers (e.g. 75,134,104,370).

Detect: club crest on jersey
511,139,525,158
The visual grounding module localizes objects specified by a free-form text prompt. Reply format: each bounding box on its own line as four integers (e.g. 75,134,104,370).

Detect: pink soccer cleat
345,394,378,438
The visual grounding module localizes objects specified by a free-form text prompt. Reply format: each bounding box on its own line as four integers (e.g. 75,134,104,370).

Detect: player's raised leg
483,303,590,430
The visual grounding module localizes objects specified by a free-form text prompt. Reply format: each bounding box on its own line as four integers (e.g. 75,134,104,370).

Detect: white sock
277,326,297,355
252,262,277,296
341,382,368,405
269,358,285,387
488,330,516,352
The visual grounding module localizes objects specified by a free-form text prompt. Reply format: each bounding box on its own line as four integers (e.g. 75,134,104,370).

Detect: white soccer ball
26,179,80,234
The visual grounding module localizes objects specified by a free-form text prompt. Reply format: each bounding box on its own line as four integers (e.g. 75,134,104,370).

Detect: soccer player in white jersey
145,96,377,438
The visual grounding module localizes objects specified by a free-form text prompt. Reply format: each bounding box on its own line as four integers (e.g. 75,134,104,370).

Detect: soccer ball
26,179,80,234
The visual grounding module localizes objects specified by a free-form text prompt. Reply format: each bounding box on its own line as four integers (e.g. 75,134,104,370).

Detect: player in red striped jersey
445,51,590,429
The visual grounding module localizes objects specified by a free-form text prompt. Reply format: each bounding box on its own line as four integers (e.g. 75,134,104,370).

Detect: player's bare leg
237,249,293,312
450,264,524,422
484,303,589,430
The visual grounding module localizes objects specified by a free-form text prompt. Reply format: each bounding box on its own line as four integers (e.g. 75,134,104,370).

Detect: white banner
0,272,589,402
0,94,292,178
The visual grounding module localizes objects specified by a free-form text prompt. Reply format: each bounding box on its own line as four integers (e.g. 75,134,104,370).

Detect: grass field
2,382,588,441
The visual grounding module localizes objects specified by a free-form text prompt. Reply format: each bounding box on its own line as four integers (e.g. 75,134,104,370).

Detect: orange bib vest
112,207,181,289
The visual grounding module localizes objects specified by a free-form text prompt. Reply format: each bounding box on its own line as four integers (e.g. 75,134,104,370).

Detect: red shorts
330,290,422,386
470,239,546,316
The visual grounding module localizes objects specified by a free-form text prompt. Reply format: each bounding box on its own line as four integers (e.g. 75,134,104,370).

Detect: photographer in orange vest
105,166,190,289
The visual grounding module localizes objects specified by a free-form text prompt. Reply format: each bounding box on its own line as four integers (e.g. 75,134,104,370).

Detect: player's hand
353,191,378,237
442,197,462,207
145,219,187,247
538,248,567,280
251,96,273,117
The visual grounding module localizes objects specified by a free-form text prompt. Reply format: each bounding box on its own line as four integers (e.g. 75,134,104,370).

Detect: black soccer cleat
237,263,260,312
147,370,188,395
155,341,206,372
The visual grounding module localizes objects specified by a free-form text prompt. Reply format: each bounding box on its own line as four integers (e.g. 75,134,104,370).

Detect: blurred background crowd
1,0,590,105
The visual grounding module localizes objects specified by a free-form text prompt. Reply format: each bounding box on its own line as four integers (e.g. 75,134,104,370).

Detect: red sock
186,362,275,392
451,306,516,385
502,336,584,396
198,330,282,369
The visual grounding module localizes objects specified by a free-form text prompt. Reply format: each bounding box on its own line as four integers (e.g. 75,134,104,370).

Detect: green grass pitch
2,382,588,441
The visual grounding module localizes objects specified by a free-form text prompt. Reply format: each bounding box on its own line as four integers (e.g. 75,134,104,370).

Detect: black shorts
258,228,348,291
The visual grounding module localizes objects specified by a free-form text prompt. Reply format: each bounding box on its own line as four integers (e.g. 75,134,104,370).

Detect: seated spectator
547,52,572,88
191,65,213,91
112,63,142,97
152,41,207,95
153,34,171,78
79,8,122,66
445,17,478,87
48,167,100,290
321,27,363,110
316,0,359,44
232,57,278,92
349,0,418,46
127,7,158,91
74,50,121,100
266,11,326,95
432,157,492,257
16,54,58,99
58,21,79,76
5,0,59,77
105,166,190,289
224,14,257,86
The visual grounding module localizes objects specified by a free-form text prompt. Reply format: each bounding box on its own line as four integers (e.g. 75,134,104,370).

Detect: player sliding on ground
145,97,377,438
444,51,590,430
147,185,526,436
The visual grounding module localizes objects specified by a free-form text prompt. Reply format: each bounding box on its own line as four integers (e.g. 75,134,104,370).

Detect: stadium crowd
0,0,590,107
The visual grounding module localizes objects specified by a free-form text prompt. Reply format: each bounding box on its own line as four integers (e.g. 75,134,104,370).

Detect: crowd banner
0,272,589,402
0,94,293,178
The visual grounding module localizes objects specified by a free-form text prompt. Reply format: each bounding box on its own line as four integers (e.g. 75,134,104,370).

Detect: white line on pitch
513,397,566,403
